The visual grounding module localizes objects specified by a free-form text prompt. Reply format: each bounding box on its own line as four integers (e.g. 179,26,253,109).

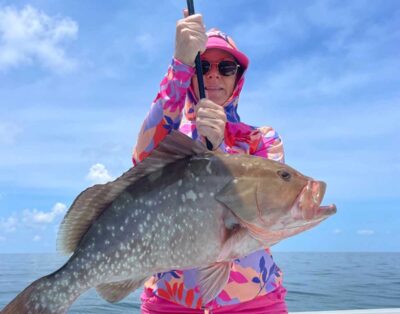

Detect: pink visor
205,28,249,71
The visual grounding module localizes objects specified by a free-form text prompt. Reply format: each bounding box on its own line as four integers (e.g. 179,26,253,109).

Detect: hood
183,29,249,124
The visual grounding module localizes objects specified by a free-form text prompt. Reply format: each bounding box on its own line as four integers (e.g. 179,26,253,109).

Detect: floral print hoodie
132,57,285,310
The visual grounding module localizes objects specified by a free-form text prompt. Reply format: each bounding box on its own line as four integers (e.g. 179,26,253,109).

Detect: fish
1,130,336,314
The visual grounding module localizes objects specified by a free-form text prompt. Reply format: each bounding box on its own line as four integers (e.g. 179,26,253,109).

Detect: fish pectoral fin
218,227,262,262
197,262,231,305
216,178,259,222
96,277,148,303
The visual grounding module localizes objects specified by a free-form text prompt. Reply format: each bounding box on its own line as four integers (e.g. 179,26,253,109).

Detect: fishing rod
186,0,214,151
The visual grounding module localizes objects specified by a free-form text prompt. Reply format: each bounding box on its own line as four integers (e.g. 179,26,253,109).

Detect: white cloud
86,163,114,184
33,235,41,242
0,236,6,242
22,202,67,225
0,215,18,232
0,5,78,72
333,229,342,234
357,229,375,236
0,203,66,236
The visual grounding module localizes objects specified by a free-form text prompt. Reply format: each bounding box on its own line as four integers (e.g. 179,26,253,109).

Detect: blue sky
0,0,399,253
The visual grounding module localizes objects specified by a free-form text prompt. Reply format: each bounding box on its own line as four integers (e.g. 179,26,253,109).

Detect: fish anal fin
197,262,231,305
96,278,148,303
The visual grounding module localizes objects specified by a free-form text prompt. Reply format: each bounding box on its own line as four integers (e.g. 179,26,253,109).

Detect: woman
133,11,288,314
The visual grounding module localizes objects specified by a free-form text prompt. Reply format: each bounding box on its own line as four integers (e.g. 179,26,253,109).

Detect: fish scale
64,156,230,280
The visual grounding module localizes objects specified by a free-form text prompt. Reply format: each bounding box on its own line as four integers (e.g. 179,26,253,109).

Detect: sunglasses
200,60,240,76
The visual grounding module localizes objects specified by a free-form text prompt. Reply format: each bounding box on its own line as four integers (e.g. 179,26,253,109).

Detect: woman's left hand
195,99,227,149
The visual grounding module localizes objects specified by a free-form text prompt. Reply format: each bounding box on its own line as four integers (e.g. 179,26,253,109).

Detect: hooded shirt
133,34,285,310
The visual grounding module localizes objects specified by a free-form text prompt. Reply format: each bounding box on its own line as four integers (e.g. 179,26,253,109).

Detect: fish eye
277,170,291,182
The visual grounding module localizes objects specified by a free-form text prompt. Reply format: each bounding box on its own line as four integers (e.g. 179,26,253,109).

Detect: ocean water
0,252,399,313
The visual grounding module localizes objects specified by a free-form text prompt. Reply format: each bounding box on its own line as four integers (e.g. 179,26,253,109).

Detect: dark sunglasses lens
201,60,211,74
219,61,238,76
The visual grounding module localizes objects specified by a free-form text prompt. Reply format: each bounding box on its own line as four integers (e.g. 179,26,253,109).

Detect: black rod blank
186,0,213,150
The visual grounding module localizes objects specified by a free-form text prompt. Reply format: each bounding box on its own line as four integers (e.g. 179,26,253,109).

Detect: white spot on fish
186,190,197,201
181,194,186,202
178,179,183,186
206,162,212,174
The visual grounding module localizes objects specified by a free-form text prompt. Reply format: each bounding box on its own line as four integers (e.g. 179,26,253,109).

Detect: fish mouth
291,181,336,221
277,204,336,234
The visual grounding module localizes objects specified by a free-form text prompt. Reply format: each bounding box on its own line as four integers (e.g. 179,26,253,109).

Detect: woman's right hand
174,10,207,67
195,98,227,149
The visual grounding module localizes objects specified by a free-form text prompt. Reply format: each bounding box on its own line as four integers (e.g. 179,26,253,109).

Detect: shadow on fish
1,131,336,313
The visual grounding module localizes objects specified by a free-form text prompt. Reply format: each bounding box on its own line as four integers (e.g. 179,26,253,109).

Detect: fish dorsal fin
197,262,232,305
57,130,208,254
96,277,148,303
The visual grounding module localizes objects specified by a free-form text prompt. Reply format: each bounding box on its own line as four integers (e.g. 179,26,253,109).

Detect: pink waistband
140,286,288,314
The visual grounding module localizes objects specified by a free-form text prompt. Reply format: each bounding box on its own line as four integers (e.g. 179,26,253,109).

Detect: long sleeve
223,122,285,162
132,59,195,165
254,126,285,163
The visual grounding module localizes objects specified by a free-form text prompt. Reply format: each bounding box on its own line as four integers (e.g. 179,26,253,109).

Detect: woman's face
192,49,238,106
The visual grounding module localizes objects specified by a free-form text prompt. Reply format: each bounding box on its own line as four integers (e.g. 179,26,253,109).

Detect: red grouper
1,130,336,314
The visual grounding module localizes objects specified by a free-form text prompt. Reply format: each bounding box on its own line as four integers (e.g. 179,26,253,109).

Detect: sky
0,0,399,253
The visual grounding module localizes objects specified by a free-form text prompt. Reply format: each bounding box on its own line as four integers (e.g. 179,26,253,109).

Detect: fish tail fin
1,274,71,314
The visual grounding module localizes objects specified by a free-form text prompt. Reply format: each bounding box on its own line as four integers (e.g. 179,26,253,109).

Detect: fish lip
317,204,337,215
279,204,337,232
290,181,335,220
